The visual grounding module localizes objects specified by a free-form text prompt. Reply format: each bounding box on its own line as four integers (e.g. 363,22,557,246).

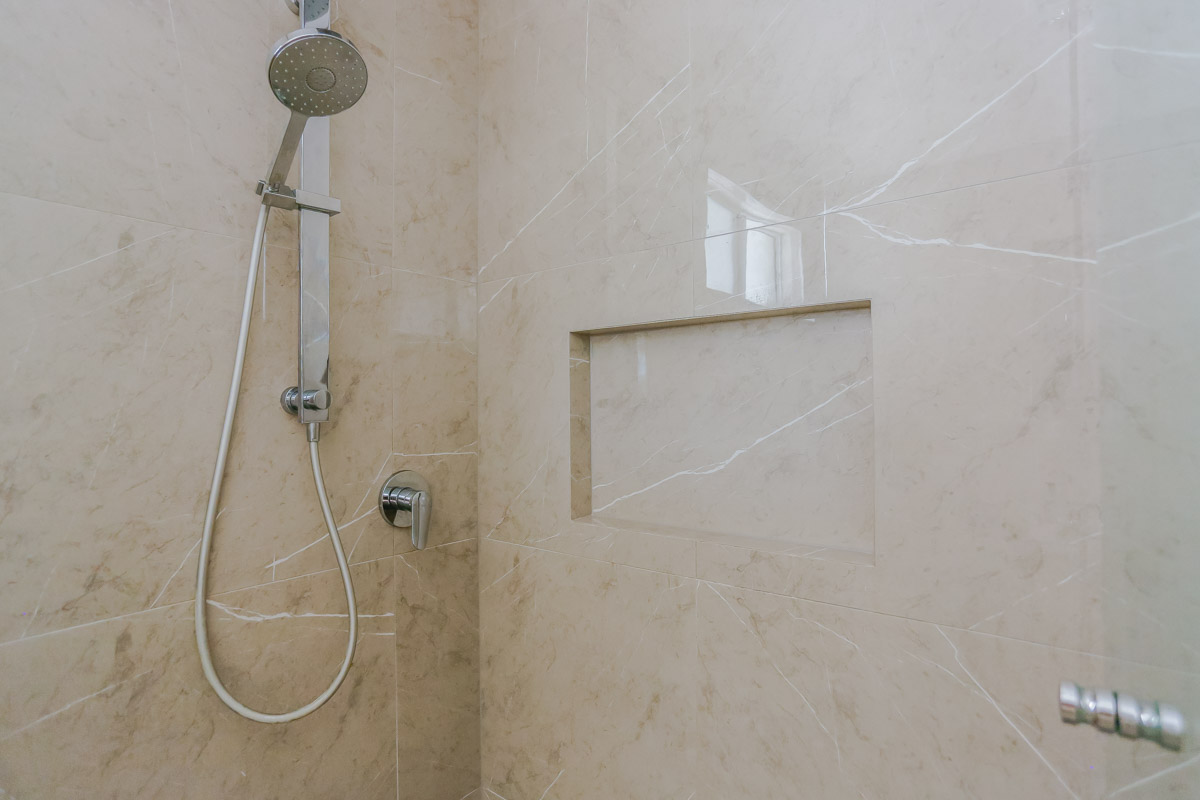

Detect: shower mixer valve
379,471,432,550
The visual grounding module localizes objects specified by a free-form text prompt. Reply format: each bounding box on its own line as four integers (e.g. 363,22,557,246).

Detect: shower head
262,28,368,189
268,28,367,117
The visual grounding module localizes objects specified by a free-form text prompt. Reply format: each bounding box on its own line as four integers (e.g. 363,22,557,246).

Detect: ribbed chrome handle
1060,681,1185,750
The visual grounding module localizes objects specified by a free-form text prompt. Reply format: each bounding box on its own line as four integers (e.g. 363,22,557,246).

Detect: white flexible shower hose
194,204,357,723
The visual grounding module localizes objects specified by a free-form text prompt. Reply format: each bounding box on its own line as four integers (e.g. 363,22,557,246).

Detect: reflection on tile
481,163,1105,653
692,0,1084,235
587,308,874,552
477,0,693,280
1080,0,1200,162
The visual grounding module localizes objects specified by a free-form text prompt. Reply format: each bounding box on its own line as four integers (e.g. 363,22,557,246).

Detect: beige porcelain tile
696,580,1199,799
0,559,396,799
1091,142,1200,672
0,1,371,244
588,307,875,552
396,539,481,799
0,192,173,298
692,0,1085,237
0,200,394,641
392,273,478,456
1079,0,1200,163
480,162,1105,652
0,0,393,259
477,0,693,280
0,1,193,224
479,540,697,800
683,165,1105,654
393,1,478,283
395,0,479,108
477,246,696,574
326,0,397,267
0,218,246,641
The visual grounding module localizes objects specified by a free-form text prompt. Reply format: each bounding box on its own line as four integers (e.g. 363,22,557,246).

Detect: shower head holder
255,179,341,215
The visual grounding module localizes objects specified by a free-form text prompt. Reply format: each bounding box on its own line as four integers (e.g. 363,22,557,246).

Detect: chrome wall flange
379,471,432,550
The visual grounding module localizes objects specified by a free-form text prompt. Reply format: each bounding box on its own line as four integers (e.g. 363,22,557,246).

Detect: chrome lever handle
409,489,430,550
378,470,432,550
1060,681,1185,750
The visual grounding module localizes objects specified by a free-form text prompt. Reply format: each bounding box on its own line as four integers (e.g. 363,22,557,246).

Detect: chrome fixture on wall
1060,681,1186,751
193,0,369,724
379,471,433,550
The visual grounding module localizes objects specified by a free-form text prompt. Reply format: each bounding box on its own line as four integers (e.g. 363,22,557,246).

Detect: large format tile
0,195,394,641
692,0,1086,236
0,560,397,799
476,245,696,574
476,0,693,280
480,541,696,800
478,162,1107,654
697,581,1200,799
396,539,481,799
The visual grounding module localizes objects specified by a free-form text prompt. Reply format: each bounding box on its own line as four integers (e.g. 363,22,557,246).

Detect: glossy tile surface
0,0,480,796
587,308,874,552
475,0,1200,796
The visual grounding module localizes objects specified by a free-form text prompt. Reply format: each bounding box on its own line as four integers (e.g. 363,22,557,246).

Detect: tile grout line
480,538,1200,677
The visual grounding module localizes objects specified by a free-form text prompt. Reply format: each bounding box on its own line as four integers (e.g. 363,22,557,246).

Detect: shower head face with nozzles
268,28,368,117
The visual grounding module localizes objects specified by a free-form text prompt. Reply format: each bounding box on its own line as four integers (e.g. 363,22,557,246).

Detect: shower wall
0,1,478,797
475,1,1200,798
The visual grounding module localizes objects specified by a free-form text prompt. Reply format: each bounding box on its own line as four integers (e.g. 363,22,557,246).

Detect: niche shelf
570,300,876,562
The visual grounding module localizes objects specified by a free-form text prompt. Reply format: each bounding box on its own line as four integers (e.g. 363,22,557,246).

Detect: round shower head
268,28,368,117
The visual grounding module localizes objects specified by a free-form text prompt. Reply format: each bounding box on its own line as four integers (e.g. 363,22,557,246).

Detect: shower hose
194,204,357,723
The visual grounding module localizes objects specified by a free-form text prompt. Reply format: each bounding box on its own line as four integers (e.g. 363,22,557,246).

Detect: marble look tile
687,165,1104,654
393,0,478,283
0,560,396,799
0,0,394,267
1079,0,1200,163
0,195,395,640
326,0,397,267
480,163,1105,652
479,543,1199,799
396,539,481,799
479,540,696,800
692,0,1085,236
0,210,246,641
477,0,693,280
1091,142,1200,673
588,308,875,552
696,581,1199,799
395,0,479,106
393,273,478,456
477,246,696,574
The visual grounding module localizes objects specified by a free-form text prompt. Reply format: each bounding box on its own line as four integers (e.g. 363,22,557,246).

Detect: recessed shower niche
571,301,876,559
